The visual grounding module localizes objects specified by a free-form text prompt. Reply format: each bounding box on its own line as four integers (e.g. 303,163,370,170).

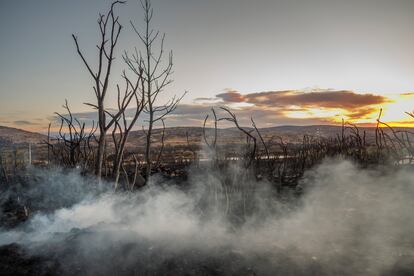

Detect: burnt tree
72,1,126,179
124,0,185,183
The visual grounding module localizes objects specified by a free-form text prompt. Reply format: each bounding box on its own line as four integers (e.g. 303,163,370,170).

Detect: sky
0,0,414,132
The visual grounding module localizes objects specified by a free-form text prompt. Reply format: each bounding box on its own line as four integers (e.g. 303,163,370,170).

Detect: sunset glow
0,0,413,131
282,93,414,127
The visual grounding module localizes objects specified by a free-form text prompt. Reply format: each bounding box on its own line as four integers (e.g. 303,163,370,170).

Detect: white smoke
1,159,414,275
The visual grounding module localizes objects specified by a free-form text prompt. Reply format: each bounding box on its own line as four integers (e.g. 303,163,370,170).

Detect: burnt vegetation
1,1,414,276
0,0,413,230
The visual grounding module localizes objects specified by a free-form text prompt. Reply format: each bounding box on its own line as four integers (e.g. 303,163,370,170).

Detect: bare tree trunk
111,70,145,189
125,0,186,184
96,131,106,177
47,123,51,166
72,1,125,179
145,112,153,180
96,106,107,177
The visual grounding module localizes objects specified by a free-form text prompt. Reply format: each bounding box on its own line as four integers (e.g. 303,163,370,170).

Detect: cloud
13,120,39,126
1,88,396,134
400,92,414,96
206,89,391,126
217,90,388,109
346,106,380,120
44,89,395,130
193,97,219,103
216,90,246,103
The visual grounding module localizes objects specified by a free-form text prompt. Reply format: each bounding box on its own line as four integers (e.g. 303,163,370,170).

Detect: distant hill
1,124,412,149
123,124,414,149
123,125,385,149
0,126,47,145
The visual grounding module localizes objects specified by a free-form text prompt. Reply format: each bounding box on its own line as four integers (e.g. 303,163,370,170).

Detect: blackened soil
0,243,58,276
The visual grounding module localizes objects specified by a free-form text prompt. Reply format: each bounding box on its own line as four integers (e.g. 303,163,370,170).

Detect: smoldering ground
1,159,414,275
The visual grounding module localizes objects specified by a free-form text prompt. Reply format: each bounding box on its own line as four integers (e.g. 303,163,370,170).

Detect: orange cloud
216,90,388,110
216,90,246,103
210,89,396,125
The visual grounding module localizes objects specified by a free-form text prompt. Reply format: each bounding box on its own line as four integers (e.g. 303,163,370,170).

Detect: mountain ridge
1,124,412,146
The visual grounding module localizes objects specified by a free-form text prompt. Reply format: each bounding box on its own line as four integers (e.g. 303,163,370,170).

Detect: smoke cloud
1,159,414,275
